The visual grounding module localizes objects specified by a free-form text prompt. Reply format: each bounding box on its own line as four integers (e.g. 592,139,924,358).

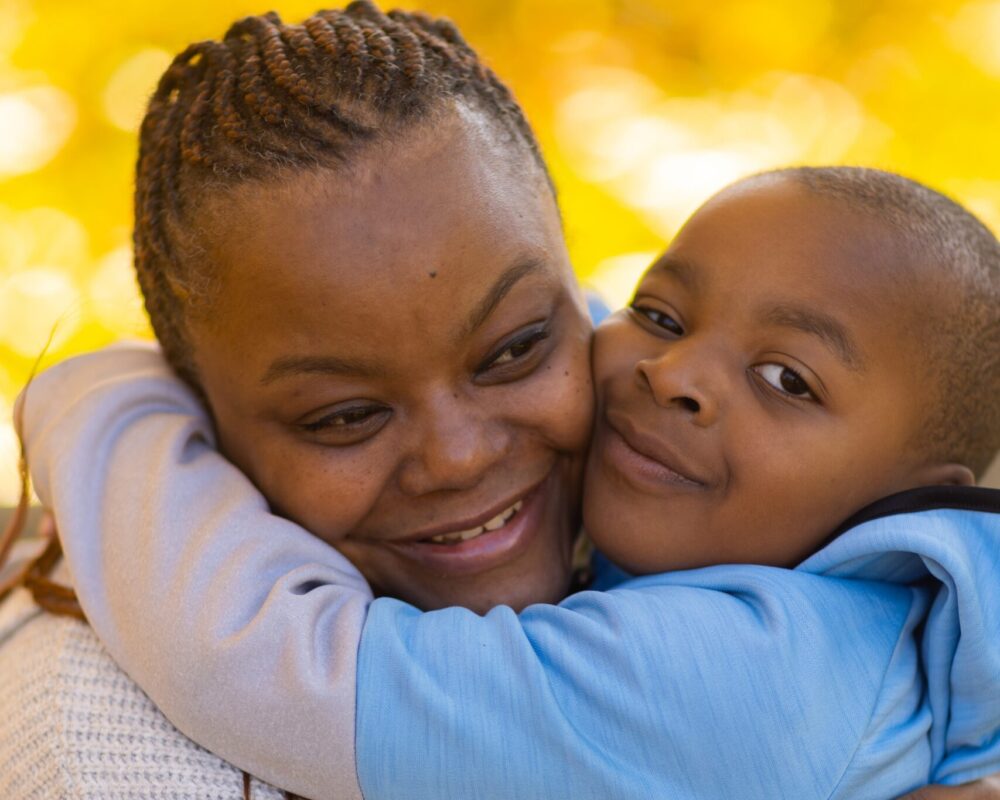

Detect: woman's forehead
185,113,574,375
205,184,568,319
202,120,563,291
210,242,567,344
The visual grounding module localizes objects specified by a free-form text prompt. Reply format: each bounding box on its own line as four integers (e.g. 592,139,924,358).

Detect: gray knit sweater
0,587,287,799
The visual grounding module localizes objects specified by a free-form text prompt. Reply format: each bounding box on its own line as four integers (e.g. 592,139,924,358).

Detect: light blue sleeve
356,567,930,800
585,291,612,325
800,505,1000,787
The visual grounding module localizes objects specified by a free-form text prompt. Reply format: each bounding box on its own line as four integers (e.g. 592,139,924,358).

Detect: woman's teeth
427,500,523,545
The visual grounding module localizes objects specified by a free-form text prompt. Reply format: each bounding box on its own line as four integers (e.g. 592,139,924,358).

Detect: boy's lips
601,410,710,491
383,474,552,577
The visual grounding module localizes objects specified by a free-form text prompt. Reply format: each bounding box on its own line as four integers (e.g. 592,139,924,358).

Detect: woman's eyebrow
260,354,388,385
460,257,545,339
762,303,865,372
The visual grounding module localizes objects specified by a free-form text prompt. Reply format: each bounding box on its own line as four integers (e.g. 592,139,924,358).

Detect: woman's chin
378,521,576,613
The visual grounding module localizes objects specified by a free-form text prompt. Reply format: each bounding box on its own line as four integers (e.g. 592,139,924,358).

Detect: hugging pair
6,3,1000,800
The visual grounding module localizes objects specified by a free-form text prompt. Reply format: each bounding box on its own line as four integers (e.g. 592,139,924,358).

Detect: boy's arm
20,344,372,800
354,568,932,800
354,499,1000,800
801,501,1000,788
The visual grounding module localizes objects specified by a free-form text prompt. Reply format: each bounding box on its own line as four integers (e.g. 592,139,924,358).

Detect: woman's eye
753,363,816,400
482,326,550,371
631,303,684,336
300,405,390,434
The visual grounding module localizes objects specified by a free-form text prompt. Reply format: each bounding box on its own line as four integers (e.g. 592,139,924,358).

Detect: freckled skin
187,111,595,612
584,178,973,575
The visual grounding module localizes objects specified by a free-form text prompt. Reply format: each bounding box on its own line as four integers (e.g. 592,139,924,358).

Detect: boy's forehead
648,178,940,367
668,177,932,299
683,176,880,247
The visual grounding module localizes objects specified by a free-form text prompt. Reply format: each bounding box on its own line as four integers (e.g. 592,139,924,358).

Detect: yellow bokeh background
2,0,1000,500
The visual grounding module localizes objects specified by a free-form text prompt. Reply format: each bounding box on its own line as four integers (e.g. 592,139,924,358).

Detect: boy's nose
634,343,721,427
396,395,509,496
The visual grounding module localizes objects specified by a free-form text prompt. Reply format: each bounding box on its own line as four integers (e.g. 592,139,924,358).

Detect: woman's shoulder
0,590,284,799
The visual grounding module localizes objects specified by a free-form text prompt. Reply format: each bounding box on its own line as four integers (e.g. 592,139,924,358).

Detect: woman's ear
912,461,976,488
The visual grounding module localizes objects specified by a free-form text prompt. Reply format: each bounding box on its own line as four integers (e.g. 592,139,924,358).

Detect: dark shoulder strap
823,485,1000,548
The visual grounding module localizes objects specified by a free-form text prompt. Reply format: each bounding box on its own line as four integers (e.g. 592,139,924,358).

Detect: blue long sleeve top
356,491,1000,799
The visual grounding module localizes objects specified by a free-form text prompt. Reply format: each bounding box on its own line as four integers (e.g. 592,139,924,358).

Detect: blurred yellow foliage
1,0,999,501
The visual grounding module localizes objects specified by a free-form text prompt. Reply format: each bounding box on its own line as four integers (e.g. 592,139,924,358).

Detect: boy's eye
753,363,816,400
631,302,684,336
478,324,551,373
299,404,391,441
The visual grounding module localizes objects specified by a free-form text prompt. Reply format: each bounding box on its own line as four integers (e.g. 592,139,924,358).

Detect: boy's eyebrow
647,257,703,291
260,354,388,384
762,303,865,372
460,257,545,338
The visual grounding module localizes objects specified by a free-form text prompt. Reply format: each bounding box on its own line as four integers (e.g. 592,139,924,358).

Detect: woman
1,3,593,796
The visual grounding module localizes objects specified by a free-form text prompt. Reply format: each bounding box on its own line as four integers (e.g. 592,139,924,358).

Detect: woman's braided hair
134,1,549,388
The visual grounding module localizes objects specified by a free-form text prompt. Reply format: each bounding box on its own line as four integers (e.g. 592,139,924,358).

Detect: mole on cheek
428,270,437,279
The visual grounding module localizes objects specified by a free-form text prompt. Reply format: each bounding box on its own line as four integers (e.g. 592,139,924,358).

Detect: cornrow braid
133,1,550,390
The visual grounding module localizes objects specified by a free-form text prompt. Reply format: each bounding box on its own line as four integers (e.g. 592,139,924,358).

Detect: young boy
14,167,1000,800
584,165,998,575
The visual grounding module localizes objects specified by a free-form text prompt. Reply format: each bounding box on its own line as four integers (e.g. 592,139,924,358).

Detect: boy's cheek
580,456,648,570
591,312,640,388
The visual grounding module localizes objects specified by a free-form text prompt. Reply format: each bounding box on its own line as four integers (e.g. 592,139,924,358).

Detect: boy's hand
901,777,1000,800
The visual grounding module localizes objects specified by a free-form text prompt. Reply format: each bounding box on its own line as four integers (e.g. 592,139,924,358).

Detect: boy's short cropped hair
762,166,1000,478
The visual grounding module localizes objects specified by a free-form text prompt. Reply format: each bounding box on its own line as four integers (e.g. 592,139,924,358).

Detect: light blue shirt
356,494,1000,800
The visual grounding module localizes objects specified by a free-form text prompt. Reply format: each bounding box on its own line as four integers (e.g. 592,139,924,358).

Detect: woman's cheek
254,442,385,545
547,334,596,453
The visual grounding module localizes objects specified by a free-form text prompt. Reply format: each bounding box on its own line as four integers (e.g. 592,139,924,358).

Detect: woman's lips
600,415,707,493
423,500,524,544
384,475,550,577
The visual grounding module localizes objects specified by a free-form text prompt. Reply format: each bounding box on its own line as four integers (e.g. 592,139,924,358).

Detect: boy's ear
911,461,976,488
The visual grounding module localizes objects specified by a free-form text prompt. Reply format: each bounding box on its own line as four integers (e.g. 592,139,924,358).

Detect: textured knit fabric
19,344,371,800
0,588,285,800
19,343,1000,800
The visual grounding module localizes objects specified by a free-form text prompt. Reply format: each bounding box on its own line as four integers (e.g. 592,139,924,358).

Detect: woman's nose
396,396,509,496
634,342,722,427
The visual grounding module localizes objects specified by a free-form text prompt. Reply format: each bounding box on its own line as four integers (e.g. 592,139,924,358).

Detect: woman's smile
378,471,551,577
